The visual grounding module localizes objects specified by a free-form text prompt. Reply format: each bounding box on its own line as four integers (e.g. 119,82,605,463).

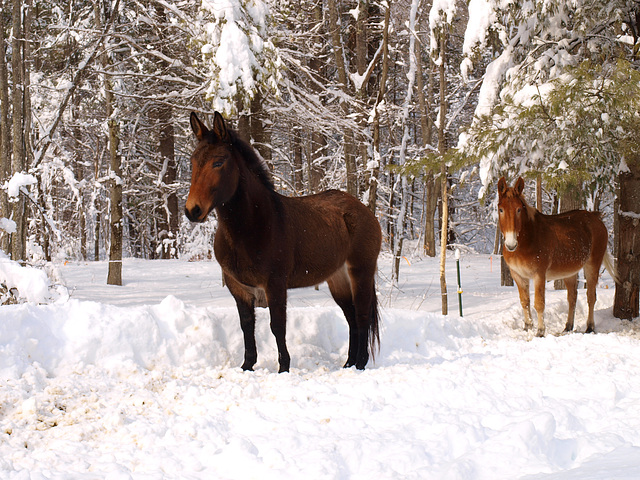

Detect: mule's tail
369,286,381,362
603,250,620,285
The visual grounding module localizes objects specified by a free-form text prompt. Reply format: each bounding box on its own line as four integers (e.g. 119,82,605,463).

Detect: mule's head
497,176,526,252
185,112,240,222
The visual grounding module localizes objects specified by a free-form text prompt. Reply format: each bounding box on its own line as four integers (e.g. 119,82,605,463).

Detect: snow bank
1,255,638,479
0,252,51,304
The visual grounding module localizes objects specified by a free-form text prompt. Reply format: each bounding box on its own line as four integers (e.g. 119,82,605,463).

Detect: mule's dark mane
217,128,275,192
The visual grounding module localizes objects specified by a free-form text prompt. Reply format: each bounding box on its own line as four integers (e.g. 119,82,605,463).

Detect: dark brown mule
497,177,617,337
185,112,382,372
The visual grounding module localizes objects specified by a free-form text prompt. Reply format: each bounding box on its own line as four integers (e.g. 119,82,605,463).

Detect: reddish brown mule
185,112,382,372
497,177,617,337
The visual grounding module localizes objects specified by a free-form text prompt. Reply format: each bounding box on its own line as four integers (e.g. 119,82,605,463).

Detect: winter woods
0,0,638,317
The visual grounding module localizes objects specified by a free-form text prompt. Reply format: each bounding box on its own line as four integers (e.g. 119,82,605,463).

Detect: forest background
0,0,639,318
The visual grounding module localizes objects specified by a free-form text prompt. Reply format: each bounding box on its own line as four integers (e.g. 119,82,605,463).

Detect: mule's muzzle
185,204,204,223
504,242,518,252
503,232,518,252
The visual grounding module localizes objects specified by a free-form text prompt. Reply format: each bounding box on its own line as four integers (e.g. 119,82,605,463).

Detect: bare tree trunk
309,131,326,193
328,0,357,196
614,163,640,319
249,93,271,164
106,104,122,285
292,126,304,194
391,0,418,283
355,0,368,198
368,2,390,214
151,104,178,259
94,212,101,261
499,229,514,286
11,0,26,261
437,32,448,315
536,174,543,212
98,3,122,285
0,0,11,253
416,31,438,257
308,2,326,194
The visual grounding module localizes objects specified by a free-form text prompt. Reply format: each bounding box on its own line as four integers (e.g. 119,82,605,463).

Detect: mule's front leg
266,284,291,373
512,272,534,332
225,274,258,370
533,275,546,337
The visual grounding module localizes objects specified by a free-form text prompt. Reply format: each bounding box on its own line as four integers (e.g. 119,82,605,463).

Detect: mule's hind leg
265,280,291,373
563,274,579,333
583,263,600,334
327,266,358,368
348,265,377,370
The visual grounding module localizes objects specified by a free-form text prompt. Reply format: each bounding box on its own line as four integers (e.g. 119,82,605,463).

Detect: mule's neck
517,204,540,248
216,167,281,234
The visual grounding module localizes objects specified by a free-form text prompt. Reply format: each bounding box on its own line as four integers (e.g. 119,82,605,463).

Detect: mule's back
541,210,608,278
282,189,381,289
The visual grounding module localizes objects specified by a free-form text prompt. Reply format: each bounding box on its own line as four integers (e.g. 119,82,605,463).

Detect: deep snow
1,249,640,479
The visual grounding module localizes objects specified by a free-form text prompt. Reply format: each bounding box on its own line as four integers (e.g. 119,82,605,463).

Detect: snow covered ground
1,248,640,479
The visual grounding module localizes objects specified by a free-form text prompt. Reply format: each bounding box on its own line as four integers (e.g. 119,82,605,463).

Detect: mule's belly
505,252,582,281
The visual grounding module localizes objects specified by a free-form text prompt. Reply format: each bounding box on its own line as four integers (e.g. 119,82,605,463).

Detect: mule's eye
516,207,522,214
212,160,224,169
499,208,504,214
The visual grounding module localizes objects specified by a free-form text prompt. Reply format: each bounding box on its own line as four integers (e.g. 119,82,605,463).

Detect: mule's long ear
514,177,525,196
497,177,507,196
190,112,208,140
211,111,230,142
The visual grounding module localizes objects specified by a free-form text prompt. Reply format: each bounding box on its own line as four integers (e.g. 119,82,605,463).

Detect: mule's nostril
185,204,202,222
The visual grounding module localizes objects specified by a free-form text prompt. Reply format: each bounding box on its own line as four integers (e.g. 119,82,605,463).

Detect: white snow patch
0,252,635,479
4,172,37,198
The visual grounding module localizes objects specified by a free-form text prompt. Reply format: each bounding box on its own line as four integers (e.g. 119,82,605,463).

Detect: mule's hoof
535,329,545,338
524,323,533,332
343,358,356,369
562,326,574,334
585,327,595,334
241,363,255,371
